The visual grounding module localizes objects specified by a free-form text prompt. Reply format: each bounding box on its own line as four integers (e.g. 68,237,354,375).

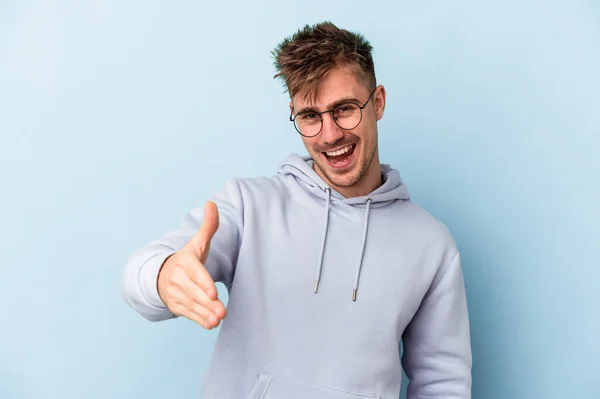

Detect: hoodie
121,153,472,399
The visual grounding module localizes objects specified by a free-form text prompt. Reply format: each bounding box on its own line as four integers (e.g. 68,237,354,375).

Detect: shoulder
236,173,290,193
389,200,458,259
215,174,292,203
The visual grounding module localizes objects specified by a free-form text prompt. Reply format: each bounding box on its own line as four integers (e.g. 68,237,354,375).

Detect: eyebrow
294,96,362,115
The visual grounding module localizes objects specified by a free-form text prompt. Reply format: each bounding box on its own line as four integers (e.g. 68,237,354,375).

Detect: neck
315,152,383,198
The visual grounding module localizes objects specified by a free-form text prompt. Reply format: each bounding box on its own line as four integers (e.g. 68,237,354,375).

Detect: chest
237,202,429,335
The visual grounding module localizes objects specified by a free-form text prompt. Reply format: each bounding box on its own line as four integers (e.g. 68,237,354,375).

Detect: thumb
188,201,219,260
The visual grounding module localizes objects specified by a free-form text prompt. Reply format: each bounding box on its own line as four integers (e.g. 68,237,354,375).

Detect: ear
289,101,294,115
374,85,386,121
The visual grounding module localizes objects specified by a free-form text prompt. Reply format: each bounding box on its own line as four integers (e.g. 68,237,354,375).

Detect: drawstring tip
314,280,319,293
352,289,357,301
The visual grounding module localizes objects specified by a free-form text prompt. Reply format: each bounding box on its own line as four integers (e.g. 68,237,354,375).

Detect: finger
189,301,218,325
179,275,219,311
188,201,220,260
186,310,213,330
168,289,218,329
186,256,219,300
213,301,227,320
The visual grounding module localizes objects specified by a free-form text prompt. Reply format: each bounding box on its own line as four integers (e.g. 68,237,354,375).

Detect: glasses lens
334,103,362,130
294,112,322,137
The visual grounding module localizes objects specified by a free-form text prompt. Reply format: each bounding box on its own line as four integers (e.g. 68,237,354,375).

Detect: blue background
1,1,598,398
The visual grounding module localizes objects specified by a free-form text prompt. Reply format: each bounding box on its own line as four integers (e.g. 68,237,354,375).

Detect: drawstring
314,187,331,294
353,198,372,301
313,187,372,302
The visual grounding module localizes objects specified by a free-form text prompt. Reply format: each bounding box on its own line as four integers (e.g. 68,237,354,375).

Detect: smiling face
290,68,386,197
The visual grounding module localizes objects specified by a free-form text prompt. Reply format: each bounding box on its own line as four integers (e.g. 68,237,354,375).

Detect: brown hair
272,21,376,103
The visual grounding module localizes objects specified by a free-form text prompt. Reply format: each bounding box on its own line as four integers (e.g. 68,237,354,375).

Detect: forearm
121,244,178,322
402,252,472,398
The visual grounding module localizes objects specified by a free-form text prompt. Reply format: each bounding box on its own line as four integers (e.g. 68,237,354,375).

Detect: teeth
326,145,352,157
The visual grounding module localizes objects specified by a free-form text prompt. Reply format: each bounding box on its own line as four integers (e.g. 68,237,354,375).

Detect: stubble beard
313,140,378,189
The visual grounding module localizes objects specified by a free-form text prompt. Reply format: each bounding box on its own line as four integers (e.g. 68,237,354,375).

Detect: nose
320,112,344,145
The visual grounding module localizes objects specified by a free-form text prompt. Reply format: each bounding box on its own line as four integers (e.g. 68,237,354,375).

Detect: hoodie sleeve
120,178,244,322
401,252,472,399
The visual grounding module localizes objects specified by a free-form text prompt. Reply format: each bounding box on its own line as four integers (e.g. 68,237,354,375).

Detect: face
290,68,386,192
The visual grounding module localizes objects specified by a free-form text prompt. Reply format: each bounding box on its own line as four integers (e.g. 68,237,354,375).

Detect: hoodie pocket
247,374,380,399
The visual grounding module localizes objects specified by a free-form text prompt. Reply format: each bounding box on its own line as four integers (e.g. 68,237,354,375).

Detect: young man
121,22,472,399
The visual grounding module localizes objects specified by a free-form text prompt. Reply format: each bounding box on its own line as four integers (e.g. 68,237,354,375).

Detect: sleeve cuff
139,250,177,310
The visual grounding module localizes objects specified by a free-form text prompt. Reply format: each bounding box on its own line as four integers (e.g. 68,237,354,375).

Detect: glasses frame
289,87,378,137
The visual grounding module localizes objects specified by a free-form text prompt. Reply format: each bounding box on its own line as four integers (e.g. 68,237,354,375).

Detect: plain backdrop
1,1,599,398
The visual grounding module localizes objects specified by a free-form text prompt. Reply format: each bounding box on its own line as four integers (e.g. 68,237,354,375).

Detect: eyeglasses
289,87,377,137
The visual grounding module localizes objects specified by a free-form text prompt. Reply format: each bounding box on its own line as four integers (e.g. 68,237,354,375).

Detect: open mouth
323,143,356,169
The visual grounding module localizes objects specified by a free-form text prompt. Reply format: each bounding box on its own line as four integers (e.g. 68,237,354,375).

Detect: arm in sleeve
401,252,472,399
119,178,244,322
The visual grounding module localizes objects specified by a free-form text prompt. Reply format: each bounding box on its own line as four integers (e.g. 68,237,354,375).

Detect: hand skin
157,201,227,329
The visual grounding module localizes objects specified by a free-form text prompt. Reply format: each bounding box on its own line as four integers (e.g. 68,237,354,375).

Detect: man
121,21,472,399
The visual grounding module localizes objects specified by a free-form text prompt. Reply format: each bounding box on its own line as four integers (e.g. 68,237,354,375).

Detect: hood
277,153,410,301
278,153,410,206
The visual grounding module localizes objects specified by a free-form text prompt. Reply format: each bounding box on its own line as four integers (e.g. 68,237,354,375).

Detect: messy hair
272,21,376,103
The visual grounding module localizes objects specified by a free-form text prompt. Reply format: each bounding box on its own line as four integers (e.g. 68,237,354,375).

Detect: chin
314,150,364,188
326,173,362,188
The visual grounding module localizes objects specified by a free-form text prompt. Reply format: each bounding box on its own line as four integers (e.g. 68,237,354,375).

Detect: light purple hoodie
121,153,472,399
